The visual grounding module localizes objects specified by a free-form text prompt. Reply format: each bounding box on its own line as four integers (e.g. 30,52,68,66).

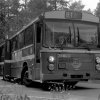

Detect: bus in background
0,42,5,76
2,10,100,90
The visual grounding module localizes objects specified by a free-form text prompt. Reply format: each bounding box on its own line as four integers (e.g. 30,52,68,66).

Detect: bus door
3,40,11,78
34,22,42,80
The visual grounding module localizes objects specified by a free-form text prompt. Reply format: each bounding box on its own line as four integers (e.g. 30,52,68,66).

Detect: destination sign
65,11,82,19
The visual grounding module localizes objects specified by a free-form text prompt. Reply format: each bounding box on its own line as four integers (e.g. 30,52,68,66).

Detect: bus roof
9,10,99,39
44,10,99,23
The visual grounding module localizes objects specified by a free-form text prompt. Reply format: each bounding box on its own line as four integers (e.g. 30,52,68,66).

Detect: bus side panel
11,61,22,78
3,63,11,78
10,45,35,79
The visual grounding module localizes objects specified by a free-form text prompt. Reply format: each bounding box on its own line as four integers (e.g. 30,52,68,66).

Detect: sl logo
71,58,82,69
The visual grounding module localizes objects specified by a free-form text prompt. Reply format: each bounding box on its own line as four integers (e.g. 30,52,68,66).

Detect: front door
35,22,42,80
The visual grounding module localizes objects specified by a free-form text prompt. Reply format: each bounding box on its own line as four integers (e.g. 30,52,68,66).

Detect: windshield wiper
76,28,90,51
77,27,80,45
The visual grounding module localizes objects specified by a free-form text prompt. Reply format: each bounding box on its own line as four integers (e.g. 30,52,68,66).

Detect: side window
0,45,4,61
24,25,34,46
12,36,18,51
7,41,10,52
18,32,24,49
2,46,4,61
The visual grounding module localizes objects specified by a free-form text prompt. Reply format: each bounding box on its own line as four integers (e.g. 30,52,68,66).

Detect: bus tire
21,66,32,86
42,82,49,91
64,81,78,90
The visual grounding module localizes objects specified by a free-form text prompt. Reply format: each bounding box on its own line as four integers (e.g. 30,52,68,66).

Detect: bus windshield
43,21,98,49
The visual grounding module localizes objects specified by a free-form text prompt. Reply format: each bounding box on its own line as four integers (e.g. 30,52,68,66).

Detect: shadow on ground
28,81,97,91
1,78,98,92
73,86,96,90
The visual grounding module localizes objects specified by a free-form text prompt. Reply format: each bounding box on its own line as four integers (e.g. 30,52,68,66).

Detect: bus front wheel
64,81,78,90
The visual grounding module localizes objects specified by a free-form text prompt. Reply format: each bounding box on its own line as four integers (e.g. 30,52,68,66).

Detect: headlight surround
96,57,100,63
96,64,100,71
48,64,55,71
48,56,55,63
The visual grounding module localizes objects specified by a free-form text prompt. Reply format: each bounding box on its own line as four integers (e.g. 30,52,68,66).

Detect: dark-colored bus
1,10,100,89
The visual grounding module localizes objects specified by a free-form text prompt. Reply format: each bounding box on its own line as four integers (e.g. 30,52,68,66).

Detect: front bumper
41,72,90,82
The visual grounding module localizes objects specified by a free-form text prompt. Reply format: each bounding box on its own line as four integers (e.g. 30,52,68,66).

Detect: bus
0,42,5,76
1,10,100,89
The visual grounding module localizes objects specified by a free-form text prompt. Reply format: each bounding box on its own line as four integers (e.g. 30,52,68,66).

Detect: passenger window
18,32,24,49
7,41,10,52
24,25,34,46
11,36,18,51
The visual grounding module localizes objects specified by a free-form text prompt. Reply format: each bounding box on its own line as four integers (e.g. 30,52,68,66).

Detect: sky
20,0,99,11
74,0,99,11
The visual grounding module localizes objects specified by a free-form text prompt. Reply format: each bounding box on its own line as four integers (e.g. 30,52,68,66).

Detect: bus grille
71,75,83,78
58,58,73,63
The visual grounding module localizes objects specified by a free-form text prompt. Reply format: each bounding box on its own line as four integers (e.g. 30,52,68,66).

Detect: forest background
0,0,100,43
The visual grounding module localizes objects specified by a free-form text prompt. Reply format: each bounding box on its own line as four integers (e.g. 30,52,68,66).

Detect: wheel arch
23,62,28,67
21,61,32,85
22,62,28,70
21,62,28,78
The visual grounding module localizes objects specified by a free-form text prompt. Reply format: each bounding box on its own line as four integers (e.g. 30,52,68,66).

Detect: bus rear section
0,43,5,76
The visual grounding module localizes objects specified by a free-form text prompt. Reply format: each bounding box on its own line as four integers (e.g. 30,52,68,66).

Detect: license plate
58,63,66,69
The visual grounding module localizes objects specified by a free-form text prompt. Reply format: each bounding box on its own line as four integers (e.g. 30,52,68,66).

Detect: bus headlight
96,57,100,63
48,56,55,63
48,64,55,71
96,64,100,71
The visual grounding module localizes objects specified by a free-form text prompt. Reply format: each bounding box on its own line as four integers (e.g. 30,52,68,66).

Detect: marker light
96,57,100,63
48,56,55,63
48,64,55,71
96,64,100,71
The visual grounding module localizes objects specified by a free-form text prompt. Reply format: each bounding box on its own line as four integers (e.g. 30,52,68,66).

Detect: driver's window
45,22,74,47
53,23,74,47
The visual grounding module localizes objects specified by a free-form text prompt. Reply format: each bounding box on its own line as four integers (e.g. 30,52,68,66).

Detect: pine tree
69,0,84,11
95,2,100,17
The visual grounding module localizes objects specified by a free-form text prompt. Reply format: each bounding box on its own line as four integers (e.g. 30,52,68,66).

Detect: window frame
43,19,99,49
24,25,34,46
